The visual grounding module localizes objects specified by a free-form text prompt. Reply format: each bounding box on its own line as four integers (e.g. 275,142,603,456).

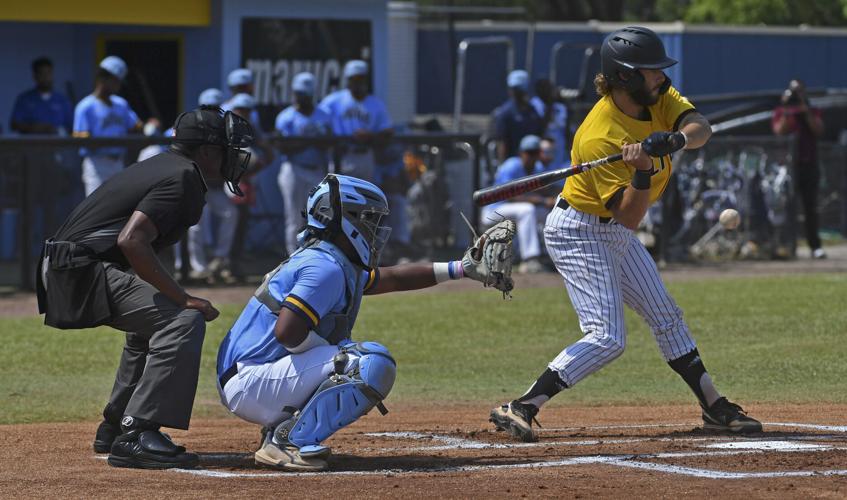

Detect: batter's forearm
611,186,651,230
679,114,712,149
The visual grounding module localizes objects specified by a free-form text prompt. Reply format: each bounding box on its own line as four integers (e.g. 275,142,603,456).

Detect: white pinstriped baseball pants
544,204,696,387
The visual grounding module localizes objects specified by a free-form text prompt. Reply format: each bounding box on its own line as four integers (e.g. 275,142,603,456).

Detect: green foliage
414,0,847,26
684,0,847,26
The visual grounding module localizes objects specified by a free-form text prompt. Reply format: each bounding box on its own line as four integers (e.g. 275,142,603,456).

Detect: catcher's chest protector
254,240,364,344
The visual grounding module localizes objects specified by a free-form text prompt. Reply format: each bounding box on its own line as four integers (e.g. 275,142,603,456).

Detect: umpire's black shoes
702,397,762,433
108,417,198,470
490,400,540,442
93,419,121,453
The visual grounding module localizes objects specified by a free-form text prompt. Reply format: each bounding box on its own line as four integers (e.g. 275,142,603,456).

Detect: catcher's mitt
461,219,516,296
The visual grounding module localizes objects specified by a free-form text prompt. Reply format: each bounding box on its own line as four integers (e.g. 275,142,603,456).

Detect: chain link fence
647,136,845,263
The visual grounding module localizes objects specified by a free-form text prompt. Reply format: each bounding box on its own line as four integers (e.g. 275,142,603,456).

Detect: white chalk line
92,421,847,480
364,430,846,453
161,447,847,479
539,421,847,433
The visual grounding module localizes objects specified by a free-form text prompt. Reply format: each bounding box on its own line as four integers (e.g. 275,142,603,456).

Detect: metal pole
20,153,32,290
472,138,481,231
525,22,536,77
453,36,515,132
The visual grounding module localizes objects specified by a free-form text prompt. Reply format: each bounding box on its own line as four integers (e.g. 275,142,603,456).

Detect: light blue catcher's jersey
216,243,379,376
319,89,391,136
274,105,333,168
73,94,139,157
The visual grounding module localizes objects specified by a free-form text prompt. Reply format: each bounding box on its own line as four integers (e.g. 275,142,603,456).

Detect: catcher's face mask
173,106,255,196
306,174,391,269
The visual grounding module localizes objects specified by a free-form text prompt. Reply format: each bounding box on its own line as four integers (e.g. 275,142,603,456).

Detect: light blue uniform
488,156,544,210
216,242,379,377
483,156,546,260
530,96,569,169
73,94,139,158
319,89,392,181
274,106,333,168
275,105,334,254
319,89,391,137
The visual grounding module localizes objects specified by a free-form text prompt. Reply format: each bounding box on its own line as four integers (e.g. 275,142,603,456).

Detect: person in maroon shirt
772,79,826,258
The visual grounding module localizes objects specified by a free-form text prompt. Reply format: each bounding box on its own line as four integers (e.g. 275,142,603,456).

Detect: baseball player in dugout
216,174,515,471
490,26,762,442
36,106,255,469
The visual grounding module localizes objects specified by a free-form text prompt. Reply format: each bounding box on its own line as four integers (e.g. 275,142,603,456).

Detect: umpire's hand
185,295,220,321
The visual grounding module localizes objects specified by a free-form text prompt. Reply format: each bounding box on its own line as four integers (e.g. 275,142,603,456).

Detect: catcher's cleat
702,397,762,433
93,419,121,454
490,400,540,442
254,436,328,471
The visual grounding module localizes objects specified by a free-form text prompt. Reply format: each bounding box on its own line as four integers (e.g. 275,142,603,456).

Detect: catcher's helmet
601,26,677,92
305,174,391,269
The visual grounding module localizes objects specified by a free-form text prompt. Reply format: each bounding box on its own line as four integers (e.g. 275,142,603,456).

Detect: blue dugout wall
417,22,847,115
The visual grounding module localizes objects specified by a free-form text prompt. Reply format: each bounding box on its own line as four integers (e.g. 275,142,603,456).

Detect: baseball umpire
489,26,762,442
216,174,515,471
36,105,254,469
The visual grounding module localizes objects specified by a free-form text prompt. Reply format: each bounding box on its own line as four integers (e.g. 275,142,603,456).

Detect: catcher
216,173,514,471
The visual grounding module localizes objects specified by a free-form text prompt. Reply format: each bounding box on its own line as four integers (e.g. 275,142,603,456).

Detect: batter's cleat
490,400,540,442
93,419,121,453
108,429,199,469
254,440,328,471
702,397,762,433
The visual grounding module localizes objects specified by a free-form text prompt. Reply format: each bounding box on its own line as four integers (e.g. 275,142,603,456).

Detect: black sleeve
673,108,697,132
604,186,627,211
135,173,191,238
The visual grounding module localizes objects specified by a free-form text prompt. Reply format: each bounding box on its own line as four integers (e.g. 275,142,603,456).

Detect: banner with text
241,18,373,132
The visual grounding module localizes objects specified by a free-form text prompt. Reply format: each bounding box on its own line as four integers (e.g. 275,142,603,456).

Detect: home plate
705,441,830,451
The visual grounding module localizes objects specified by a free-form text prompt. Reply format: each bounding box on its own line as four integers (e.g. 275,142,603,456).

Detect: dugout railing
0,133,483,290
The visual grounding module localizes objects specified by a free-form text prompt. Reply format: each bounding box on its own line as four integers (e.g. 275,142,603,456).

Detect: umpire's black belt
219,365,238,388
556,198,614,224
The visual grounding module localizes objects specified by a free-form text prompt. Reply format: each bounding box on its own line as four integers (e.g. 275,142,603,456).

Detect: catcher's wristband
433,261,464,283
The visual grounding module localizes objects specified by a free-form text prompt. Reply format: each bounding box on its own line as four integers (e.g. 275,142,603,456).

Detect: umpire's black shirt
53,150,208,267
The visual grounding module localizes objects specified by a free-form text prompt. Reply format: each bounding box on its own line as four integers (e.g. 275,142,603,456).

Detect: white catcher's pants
544,205,696,387
218,345,361,428
482,202,544,260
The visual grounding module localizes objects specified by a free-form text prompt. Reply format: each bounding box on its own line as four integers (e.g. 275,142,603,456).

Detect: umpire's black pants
794,161,822,251
102,264,206,430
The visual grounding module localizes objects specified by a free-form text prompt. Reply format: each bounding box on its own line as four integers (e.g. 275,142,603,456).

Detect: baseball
719,208,741,230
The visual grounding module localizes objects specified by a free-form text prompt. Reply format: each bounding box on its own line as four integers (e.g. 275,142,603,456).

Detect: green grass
1,273,845,424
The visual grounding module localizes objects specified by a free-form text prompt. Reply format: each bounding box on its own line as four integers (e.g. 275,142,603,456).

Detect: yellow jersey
563,86,695,218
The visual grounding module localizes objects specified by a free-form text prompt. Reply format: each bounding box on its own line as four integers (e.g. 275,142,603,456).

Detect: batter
490,26,762,442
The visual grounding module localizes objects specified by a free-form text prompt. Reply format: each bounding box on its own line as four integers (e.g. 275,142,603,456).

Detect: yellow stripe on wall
0,0,210,27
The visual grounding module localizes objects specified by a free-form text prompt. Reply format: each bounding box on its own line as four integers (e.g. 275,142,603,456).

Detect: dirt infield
2,403,846,499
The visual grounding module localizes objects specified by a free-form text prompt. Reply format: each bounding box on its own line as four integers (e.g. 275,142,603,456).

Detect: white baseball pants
544,204,696,387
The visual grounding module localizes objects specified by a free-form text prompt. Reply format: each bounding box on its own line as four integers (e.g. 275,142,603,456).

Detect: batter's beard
628,85,660,107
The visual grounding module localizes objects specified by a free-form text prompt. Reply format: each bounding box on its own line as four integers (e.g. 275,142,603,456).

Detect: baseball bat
472,153,623,207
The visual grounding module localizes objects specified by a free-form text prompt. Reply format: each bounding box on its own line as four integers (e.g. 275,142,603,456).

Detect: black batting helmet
601,26,677,92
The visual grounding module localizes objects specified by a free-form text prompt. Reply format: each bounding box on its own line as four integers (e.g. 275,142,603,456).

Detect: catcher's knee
277,342,396,448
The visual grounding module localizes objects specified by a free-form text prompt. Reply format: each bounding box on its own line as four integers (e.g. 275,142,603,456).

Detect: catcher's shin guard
279,342,396,448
